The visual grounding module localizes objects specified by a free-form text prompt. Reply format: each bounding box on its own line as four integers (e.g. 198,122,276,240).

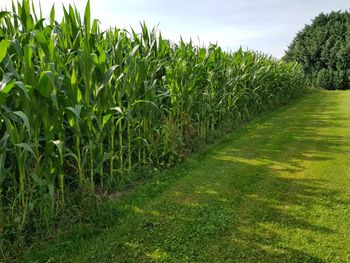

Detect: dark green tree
285,11,350,90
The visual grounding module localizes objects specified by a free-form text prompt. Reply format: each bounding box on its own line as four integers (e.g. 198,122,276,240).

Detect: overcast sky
2,0,350,57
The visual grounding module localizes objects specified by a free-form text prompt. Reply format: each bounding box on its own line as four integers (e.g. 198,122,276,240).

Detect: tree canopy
285,11,350,90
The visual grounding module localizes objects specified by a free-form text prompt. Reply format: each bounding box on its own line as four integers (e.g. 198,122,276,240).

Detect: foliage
285,10,350,90
0,0,307,253
17,90,350,263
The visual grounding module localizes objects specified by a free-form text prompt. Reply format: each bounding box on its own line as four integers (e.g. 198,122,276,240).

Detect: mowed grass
19,90,350,262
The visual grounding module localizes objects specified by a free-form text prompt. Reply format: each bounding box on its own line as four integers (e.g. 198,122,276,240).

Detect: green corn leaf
77,88,83,103
102,65,118,85
50,4,55,25
96,65,119,96
128,45,140,62
102,114,112,128
66,105,83,119
64,152,79,163
71,68,77,87
13,111,31,136
34,18,45,29
131,100,159,111
84,0,91,34
34,71,55,98
0,75,15,104
92,19,100,34
36,31,49,54
10,38,22,56
15,143,35,156
115,116,125,128
0,11,10,21
0,133,9,159
15,81,32,101
0,39,10,63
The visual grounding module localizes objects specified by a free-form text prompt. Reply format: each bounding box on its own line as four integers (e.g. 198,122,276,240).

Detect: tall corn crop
0,0,307,249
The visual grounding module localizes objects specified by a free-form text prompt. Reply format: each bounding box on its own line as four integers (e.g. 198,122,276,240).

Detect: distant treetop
285,10,350,90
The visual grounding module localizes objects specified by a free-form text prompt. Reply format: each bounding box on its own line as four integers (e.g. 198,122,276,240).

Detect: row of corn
0,0,307,247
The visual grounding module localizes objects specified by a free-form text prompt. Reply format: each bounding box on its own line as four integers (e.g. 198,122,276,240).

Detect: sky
1,0,350,58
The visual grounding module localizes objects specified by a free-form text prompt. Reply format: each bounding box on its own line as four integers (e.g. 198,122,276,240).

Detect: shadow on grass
107,93,350,262
19,92,350,262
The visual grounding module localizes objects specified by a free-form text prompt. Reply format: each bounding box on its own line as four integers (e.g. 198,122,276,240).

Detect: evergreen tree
285,11,350,90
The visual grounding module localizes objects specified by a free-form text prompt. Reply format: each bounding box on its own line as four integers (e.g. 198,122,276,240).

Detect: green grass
17,90,350,262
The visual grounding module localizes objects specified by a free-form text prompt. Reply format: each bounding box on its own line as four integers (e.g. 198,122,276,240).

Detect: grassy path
21,90,350,263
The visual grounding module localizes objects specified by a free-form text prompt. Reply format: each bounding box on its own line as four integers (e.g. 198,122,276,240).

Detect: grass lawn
18,90,350,263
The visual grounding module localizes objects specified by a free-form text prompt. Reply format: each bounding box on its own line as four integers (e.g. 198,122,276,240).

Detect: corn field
0,0,306,248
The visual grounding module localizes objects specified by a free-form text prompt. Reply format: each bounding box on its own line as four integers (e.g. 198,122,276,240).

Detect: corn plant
0,0,307,252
